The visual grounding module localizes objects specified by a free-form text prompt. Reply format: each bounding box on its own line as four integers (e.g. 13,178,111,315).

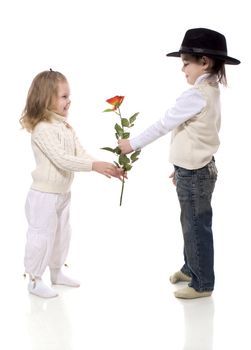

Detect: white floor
2,251,250,350
2,157,251,350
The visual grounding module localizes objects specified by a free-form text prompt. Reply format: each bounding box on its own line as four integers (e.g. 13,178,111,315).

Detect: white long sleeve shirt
130,75,208,151
130,74,221,169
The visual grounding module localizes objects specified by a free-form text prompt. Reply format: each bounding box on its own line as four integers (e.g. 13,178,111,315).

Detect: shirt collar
195,73,218,86
194,73,211,85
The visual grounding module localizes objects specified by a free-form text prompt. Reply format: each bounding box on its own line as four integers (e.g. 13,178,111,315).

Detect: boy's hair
20,70,67,132
182,53,227,86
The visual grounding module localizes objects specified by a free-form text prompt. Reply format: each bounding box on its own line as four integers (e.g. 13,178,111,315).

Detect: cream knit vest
169,81,221,170
30,113,94,193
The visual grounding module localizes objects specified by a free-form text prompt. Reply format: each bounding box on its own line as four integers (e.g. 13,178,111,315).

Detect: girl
20,70,123,298
118,28,240,299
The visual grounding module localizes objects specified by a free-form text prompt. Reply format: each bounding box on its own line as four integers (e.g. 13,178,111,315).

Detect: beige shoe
174,286,212,299
169,271,192,284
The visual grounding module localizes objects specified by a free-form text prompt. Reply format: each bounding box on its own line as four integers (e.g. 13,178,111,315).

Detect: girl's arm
33,127,123,179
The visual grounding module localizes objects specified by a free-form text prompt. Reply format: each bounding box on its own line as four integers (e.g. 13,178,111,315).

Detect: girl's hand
118,139,133,154
92,161,124,180
111,166,125,181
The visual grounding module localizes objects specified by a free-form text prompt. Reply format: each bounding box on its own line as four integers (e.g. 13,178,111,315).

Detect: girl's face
181,54,207,85
51,81,71,117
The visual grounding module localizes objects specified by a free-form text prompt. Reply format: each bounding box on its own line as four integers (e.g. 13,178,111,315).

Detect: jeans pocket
176,167,193,178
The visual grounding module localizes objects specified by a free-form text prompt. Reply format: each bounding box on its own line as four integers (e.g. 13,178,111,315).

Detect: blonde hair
20,70,67,132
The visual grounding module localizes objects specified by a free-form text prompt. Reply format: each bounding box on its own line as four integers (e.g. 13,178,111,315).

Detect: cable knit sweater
30,113,95,193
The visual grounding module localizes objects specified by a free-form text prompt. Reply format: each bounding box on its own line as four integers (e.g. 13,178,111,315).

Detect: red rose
106,96,124,110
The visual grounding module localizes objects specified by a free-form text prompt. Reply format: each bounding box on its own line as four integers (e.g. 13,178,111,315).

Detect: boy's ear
201,56,212,67
202,56,208,65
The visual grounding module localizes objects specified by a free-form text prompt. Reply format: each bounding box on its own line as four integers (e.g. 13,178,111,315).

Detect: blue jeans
174,159,217,292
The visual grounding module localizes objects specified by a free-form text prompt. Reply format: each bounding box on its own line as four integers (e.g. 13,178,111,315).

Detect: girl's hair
182,53,227,86
20,70,67,132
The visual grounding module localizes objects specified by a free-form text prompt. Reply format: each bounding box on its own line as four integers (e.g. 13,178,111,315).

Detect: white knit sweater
30,113,95,193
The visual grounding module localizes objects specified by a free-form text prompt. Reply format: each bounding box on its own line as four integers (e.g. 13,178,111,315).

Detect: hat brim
166,51,240,65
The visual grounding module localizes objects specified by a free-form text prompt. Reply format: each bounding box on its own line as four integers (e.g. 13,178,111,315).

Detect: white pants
24,189,72,277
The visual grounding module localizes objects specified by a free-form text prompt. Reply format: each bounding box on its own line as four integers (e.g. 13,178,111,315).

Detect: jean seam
191,174,203,291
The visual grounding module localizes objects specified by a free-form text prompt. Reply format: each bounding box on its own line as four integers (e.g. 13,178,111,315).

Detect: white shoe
28,278,58,298
50,268,80,287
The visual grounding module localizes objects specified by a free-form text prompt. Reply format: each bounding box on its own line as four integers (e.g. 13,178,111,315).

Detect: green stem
119,173,125,206
117,107,126,206
118,107,124,132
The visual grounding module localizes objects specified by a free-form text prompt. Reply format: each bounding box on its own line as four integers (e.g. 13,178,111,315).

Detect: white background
0,0,250,349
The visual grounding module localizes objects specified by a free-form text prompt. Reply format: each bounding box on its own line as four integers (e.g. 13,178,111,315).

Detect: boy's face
51,81,71,117
181,54,207,85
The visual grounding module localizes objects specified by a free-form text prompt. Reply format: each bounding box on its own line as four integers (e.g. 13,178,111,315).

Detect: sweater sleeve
32,127,94,172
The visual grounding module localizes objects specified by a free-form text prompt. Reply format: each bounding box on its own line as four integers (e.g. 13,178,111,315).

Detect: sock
28,278,58,298
50,268,80,287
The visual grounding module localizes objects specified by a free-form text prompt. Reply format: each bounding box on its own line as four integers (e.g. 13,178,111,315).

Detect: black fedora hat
166,28,240,65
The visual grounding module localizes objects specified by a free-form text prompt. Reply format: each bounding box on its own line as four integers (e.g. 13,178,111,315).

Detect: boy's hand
169,171,176,186
118,139,133,154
